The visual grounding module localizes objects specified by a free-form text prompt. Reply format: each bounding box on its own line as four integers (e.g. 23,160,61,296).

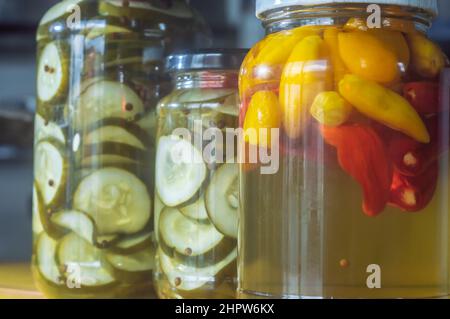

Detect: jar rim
165,49,248,73
256,0,439,18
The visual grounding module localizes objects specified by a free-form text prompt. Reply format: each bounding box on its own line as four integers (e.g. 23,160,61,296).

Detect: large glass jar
32,0,209,298
239,0,449,299
153,50,246,299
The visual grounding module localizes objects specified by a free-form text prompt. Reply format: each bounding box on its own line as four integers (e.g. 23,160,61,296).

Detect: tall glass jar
153,49,246,299
32,0,210,298
239,0,449,298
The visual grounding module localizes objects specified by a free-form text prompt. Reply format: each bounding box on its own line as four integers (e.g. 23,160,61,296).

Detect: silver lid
256,0,439,17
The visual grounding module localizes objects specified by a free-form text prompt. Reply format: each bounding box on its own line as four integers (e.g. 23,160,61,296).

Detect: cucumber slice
156,135,206,207
73,168,151,235
99,0,194,19
37,42,68,103
177,89,235,103
106,246,155,283
136,111,157,138
158,247,237,291
111,231,152,255
154,195,165,243
205,163,239,239
34,139,66,208
32,184,44,236
34,114,65,145
40,0,83,25
216,94,239,117
85,126,146,150
51,210,119,248
34,181,67,239
86,25,133,41
81,142,146,168
81,154,139,168
36,233,62,286
76,80,144,128
179,194,209,222
159,207,229,258
57,233,115,287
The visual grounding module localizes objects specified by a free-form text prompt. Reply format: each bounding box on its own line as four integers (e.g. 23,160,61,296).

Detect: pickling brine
239,0,450,299
32,0,209,298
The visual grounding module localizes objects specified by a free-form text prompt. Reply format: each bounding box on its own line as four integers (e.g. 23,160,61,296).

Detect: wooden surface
0,264,43,299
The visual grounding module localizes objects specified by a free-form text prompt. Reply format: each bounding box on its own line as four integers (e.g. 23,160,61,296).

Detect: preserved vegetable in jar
32,0,210,298
153,50,246,299
239,0,450,299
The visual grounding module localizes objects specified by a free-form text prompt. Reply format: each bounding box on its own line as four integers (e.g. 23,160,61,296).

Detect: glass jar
32,0,210,298
239,0,449,299
153,49,246,299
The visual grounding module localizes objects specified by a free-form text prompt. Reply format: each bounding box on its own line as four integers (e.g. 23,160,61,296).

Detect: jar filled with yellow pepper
239,0,450,299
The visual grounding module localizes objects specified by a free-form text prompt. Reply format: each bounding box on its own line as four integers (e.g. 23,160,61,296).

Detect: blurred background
0,0,449,262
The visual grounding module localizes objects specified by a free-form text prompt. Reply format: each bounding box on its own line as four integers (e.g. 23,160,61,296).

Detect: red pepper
389,163,438,212
387,116,447,176
321,124,393,217
403,82,441,114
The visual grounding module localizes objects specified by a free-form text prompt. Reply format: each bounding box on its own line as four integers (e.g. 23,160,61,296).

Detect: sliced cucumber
37,42,68,103
106,246,155,283
86,25,133,41
81,142,146,168
99,0,194,19
205,163,239,239
177,89,235,103
179,194,209,222
76,80,144,128
73,168,151,235
34,139,66,208
40,0,83,25
85,126,146,150
136,111,157,138
158,247,237,291
216,94,239,117
51,210,119,248
159,207,229,258
156,135,206,207
154,194,165,243
81,154,139,168
57,233,115,288
34,114,65,145
36,233,62,285
34,181,67,240
32,184,44,236
111,231,153,255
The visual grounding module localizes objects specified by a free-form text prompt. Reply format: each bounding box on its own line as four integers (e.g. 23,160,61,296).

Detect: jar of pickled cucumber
153,49,246,299
239,0,450,299
32,0,210,298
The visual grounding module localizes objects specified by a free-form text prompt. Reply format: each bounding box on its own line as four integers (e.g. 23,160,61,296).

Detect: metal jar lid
255,0,439,17
165,49,249,72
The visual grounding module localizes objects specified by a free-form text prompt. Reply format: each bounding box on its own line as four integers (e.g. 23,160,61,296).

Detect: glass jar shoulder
37,0,208,43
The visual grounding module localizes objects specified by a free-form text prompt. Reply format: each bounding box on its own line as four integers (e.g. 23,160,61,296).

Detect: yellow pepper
407,33,447,79
370,29,410,70
254,26,321,66
243,91,282,148
338,31,401,84
323,27,348,89
310,91,352,127
279,35,333,139
339,74,430,143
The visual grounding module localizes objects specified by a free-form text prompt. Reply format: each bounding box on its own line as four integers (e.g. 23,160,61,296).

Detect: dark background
0,0,449,262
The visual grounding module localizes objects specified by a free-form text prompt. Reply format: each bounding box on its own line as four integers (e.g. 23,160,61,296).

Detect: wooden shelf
0,264,43,299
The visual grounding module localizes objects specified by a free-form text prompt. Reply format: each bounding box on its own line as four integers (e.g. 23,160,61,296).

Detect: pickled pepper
321,124,393,216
